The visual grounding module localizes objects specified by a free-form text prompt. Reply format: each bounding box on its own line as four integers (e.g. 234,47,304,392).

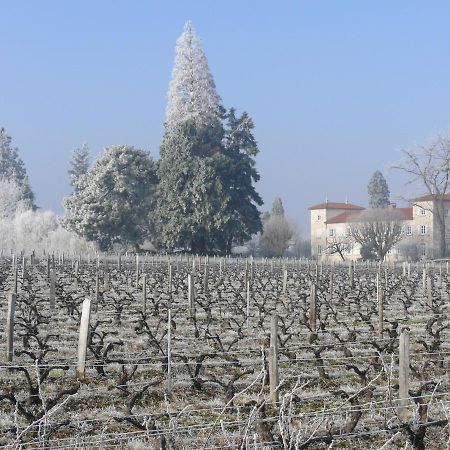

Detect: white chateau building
309,195,450,261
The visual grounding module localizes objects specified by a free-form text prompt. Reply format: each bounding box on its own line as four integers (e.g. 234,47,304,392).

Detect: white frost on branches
0,178,28,219
166,21,222,129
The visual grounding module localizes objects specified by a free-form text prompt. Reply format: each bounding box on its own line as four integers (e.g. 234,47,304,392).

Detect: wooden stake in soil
142,274,147,315
6,293,16,362
378,287,384,339
309,283,317,332
76,298,92,380
49,269,56,308
269,314,279,404
188,274,195,318
282,269,288,294
246,280,251,325
398,328,410,422
203,264,209,294
349,261,354,288
427,276,433,308
13,266,18,294
166,308,172,393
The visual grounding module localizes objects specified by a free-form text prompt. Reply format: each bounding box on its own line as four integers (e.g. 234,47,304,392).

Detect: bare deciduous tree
349,209,404,261
393,135,450,258
326,234,353,261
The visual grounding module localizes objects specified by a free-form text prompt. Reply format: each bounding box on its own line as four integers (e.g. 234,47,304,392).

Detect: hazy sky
2,1,450,234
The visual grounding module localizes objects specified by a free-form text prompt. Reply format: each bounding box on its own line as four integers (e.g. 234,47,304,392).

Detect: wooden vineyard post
378,286,384,339
398,328,410,421
117,254,121,271
142,274,147,315
46,257,50,280
203,263,209,294
188,274,195,318
21,257,26,287
269,314,279,404
349,261,354,288
50,269,56,309
427,276,433,308
329,270,333,300
77,298,92,380
135,254,140,289
93,270,99,313
166,308,172,394
422,267,427,292
13,265,18,294
6,293,16,362
309,283,317,332
168,264,172,299
407,263,411,278
246,280,251,327
282,269,288,295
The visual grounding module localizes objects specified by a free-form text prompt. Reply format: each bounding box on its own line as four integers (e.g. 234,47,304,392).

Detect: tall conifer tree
368,170,390,208
166,21,222,130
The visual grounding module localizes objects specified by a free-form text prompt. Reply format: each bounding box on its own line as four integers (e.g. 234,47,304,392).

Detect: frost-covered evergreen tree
68,143,89,193
0,128,35,208
157,121,229,254
166,21,222,129
158,23,262,255
368,170,390,208
63,145,158,251
217,109,263,252
271,197,285,216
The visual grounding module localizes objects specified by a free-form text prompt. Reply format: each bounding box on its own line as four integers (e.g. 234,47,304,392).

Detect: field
1,255,450,449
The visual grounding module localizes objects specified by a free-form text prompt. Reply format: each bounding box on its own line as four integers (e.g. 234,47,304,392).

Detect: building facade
309,195,450,261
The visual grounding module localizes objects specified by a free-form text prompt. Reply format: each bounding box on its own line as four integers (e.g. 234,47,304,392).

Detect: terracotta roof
397,207,413,220
326,211,362,224
325,207,413,224
308,202,364,211
414,194,450,202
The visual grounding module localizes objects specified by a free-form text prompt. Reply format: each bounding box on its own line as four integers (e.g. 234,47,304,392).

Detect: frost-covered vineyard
1,255,450,449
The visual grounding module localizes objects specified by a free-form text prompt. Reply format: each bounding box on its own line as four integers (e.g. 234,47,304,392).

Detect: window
317,245,323,255
406,225,412,236
329,228,335,237
445,209,449,216
420,243,426,257
420,225,427,235
317,215,321,221
420,207,426,215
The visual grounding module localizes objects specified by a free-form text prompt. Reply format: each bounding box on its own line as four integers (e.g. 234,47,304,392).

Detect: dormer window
420,207,426,215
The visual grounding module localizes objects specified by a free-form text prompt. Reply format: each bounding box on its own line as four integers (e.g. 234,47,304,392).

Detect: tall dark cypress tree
368,170,390,208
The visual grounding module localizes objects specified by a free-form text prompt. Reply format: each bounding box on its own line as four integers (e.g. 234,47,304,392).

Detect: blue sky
2,1,450,234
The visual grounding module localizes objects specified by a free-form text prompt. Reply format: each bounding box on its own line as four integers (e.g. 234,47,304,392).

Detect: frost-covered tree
166,21,222,129
157,121,229,254
68,143,89,193
0,178,30,219
216,109,263,253
259,215,295,257
159,24,262,255
368,170,390,208
63,145,158,251
271,197,285,216
0,128,35,208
